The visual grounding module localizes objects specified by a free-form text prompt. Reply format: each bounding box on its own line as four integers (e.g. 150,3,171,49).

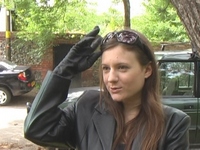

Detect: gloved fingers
87,51,102,66
85,26,100,37
76,36,96,48
80,36,102,55
91,36,102,50
76,36,102,56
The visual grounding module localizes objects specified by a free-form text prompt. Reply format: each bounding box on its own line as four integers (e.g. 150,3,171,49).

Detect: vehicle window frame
158,60,195,97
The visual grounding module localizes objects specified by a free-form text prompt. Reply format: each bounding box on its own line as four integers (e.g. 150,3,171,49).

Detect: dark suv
155,49,200,148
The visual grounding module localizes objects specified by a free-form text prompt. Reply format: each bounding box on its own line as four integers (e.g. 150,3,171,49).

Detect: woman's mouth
110,87,122,93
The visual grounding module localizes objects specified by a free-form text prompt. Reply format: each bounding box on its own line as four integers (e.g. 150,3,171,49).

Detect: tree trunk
122,0,131,29
171,0,200,52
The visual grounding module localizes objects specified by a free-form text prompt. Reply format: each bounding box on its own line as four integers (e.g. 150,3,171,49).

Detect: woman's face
101,45,152,104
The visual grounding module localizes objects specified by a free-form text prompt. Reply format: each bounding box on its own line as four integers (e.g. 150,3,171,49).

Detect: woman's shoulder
59,90,101,110
163,105,188,118
163,105,190,125
76,90,101,105
159,105,190,149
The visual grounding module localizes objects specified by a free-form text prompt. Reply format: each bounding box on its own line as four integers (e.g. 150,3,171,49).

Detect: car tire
0,87,12,106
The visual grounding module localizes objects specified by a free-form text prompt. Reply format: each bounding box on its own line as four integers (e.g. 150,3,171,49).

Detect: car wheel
0,87,12,106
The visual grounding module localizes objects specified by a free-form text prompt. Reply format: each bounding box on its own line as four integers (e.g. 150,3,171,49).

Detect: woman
24,26,190,150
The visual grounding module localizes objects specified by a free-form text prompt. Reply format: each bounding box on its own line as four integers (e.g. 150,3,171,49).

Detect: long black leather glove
53,26,102,79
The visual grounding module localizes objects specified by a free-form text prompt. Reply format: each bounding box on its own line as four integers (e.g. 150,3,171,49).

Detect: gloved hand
53,26,102,79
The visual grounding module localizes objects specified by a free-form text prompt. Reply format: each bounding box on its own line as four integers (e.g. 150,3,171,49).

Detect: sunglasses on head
101,30,152,60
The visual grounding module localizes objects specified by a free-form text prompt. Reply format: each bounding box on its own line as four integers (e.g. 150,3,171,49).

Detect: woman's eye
119,66,128,71
102,66,110,71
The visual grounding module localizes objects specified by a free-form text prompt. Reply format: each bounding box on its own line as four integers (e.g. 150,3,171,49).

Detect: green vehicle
155,49,200,148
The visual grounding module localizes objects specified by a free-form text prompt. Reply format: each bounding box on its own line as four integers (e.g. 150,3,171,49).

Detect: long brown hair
99,29,165,150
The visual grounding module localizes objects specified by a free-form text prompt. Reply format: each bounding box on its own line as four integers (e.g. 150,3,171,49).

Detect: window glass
159,62,194,96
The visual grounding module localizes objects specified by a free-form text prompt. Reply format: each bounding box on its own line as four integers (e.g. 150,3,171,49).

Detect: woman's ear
144,62,152,78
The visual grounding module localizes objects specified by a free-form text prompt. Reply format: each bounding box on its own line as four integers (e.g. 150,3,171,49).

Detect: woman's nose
108,70,118,82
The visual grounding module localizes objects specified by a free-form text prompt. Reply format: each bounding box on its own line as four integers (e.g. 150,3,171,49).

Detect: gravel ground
0,88,46,150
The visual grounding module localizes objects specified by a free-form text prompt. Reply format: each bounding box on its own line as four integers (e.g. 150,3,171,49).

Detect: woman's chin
111,97,123,102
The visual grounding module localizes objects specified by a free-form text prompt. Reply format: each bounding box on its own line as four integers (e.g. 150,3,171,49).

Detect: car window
159,62,194,96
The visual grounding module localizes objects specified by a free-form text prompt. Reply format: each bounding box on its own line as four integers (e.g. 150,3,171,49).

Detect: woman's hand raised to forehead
53,26,102,79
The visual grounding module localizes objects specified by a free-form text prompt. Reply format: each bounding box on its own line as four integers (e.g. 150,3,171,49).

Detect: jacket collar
93,102,144,150
93,103,116,150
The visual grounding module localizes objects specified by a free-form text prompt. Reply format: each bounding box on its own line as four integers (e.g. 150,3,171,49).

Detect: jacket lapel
92,105,116,150
92,103,144,150
131,126,144,149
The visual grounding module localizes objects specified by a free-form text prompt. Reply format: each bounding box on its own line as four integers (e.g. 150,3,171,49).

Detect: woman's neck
123,98,141,123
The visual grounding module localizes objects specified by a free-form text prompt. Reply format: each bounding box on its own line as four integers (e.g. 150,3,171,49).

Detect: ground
0,88,47,150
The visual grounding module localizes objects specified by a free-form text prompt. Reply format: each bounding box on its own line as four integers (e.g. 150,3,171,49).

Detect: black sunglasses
101,30,152,60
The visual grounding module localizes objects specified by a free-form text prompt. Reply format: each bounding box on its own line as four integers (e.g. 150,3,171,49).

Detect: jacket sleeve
164,109,191,150
24,71,76,149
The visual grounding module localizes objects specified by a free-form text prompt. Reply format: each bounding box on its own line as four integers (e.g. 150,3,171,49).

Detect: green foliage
131,0,189,43
3,0,191,62
9,0,124,63
1,0,15,9
100,8,124,35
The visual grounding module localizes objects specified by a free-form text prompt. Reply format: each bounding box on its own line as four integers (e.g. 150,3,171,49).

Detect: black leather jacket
24,71,190,150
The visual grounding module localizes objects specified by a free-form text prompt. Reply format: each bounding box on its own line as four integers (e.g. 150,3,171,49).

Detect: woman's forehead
101,46,138,62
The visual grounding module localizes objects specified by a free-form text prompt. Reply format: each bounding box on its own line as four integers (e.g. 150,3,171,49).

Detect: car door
195,61,200,147
159,61,198,146
196,98,200,147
